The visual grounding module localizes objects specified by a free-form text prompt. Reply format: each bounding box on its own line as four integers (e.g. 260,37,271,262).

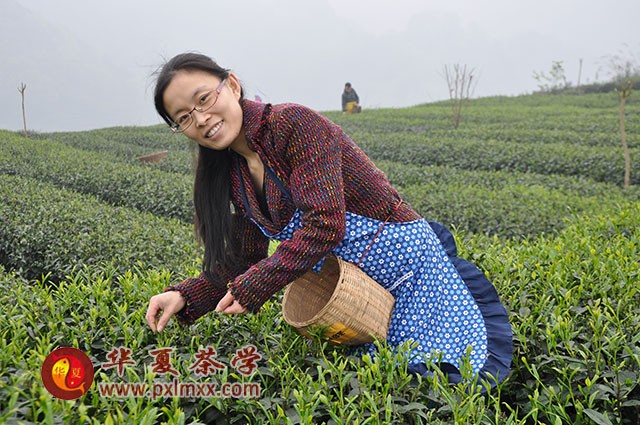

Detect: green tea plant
355,134,639,185
36,127,194,175
457,203,640,424
0,134,193,222
0,173,200,281
1,201,638,424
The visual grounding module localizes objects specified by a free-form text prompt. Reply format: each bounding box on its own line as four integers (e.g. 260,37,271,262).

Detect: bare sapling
618,79,632,189
18,83,28,138
533,61,569,93
604,45,639,188
443,64,476,129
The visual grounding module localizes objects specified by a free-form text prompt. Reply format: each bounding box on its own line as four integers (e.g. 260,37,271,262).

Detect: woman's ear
227,73,242,100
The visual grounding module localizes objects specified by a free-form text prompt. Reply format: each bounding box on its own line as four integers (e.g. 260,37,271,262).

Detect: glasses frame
170,78,227,133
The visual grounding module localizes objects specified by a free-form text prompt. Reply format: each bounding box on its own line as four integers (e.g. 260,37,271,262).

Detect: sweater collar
241,99,271,151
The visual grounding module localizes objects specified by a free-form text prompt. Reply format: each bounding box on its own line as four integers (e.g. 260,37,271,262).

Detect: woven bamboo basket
135,150,168,163
281,255,395,345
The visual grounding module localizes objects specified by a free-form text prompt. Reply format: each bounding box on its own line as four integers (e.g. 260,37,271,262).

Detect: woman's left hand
215,290,248,314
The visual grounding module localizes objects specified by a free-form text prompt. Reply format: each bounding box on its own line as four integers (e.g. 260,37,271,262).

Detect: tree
576,58,583,90
602,44,640,84
18,82,28,138
603,45,639,189
617,80,633,189
442,64,476,129
533,61,569,93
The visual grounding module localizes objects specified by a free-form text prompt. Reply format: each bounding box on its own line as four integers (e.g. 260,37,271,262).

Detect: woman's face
163,70,244,151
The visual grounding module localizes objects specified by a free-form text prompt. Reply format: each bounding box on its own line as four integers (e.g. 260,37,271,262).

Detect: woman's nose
193,110,208,126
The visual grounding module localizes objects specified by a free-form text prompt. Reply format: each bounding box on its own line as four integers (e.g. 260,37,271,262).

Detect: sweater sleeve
230,105,347,312
166,211,269,324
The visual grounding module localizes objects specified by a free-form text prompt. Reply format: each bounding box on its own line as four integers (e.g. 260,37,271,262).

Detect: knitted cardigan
168,100,420,324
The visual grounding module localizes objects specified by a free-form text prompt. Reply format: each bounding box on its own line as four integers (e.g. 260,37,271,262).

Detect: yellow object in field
345,101,359,113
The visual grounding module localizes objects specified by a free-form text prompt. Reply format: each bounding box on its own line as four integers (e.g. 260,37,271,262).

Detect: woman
145,52,512,384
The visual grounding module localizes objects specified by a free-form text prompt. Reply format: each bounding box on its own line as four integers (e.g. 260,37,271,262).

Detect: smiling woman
146,52,512,387
157,66,245,153
167,78,227,133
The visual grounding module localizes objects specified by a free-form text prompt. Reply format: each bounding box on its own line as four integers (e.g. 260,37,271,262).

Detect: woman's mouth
206,121,223,138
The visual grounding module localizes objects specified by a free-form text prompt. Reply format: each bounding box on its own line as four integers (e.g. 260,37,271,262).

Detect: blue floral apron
238,164,512,384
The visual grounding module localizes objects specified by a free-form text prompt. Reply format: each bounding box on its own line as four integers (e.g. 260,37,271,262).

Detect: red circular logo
41,347,94,400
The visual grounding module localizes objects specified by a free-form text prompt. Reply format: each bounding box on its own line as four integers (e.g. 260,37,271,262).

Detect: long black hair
154,52,244,275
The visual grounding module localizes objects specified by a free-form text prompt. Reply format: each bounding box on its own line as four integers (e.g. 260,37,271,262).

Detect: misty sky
2,0,639,132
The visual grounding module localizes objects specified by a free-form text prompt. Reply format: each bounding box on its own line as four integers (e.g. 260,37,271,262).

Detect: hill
0,92,639,424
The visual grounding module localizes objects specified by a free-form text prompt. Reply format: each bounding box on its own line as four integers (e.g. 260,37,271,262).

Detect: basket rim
283,254,378,328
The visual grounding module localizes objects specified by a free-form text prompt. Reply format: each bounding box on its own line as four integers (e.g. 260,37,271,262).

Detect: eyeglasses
170,79,227,133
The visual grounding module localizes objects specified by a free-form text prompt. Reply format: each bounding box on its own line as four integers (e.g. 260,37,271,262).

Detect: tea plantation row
324,93,639,149
0,173,200,282
0,133,193,222
38,127,193,175
378,160,639,239
2,125,637,249
351,133,639,185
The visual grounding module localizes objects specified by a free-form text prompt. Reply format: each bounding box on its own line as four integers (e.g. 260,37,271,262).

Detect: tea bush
0,174,199,282
355,134,639,185
1,202,638,424
0,133,193,222
377,160,640,199
38,127,194,175
400,182,602,239
378,160,639,239
459,202,640,425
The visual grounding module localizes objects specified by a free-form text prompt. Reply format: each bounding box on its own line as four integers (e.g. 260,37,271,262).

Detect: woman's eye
198,93,210,106
177,114,189,124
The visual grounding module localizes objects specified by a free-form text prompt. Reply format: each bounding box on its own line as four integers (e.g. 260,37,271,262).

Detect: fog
2,0,638,131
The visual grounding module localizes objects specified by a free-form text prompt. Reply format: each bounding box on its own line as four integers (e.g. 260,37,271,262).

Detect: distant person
342,82,361,114
146,52,512,387
254,95,262,103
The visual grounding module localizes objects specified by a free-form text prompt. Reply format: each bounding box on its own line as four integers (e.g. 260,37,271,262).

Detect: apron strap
236,158,292,221
264,165,292,200
238,152,402,267
356,199,404,267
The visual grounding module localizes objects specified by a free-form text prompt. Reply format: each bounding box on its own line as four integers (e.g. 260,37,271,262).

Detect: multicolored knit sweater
168,99,421,323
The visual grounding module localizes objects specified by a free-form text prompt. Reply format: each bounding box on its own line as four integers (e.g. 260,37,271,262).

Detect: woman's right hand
145,291,186,333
